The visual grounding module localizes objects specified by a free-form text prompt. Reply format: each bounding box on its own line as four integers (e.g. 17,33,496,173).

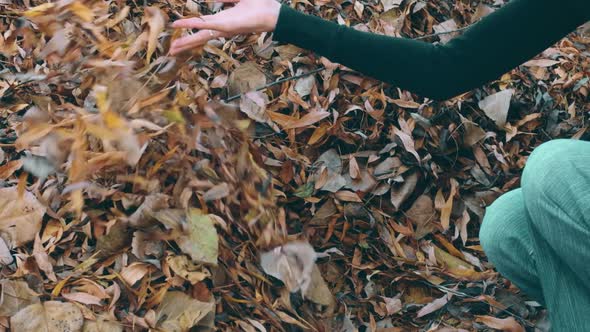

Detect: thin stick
414,25,471,40
222,23,471,103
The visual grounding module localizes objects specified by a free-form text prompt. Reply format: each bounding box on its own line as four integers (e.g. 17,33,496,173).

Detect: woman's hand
170,0,281,55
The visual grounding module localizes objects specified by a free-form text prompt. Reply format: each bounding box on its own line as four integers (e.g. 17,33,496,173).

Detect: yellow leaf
23,3,55,17
69,2,94,22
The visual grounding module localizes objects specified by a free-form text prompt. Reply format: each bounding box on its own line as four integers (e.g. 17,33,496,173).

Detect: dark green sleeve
274,0,590,100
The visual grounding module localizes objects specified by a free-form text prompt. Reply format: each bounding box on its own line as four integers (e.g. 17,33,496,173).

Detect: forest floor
0,0,589,331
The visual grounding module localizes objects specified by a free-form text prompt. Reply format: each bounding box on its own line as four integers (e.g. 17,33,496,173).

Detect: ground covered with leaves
0,0,589,330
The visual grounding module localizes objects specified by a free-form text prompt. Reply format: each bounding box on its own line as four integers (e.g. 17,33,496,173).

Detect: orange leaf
282,110,330,130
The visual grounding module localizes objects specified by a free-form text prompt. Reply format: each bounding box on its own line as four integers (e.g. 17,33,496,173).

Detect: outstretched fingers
170,29,227,55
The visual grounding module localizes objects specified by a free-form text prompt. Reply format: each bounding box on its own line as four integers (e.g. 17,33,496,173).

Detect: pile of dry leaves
0,0,588,330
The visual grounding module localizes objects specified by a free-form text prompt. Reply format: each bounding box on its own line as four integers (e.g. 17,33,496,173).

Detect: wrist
263,1,281,31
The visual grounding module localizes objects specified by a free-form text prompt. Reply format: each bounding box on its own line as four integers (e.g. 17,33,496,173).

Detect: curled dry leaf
167,255,211,284
10,301,84,332
0,187,46,248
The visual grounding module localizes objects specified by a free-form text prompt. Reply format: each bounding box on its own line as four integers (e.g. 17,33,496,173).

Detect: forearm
274,0,590,100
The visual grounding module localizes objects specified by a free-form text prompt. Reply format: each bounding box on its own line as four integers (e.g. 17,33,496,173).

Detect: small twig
414,25,472,40
423,281,536,328
224,66,326,102
222,22,472,103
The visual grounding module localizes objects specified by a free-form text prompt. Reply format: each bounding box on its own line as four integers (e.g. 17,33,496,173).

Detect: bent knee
480,190,524,262
522,139,583,192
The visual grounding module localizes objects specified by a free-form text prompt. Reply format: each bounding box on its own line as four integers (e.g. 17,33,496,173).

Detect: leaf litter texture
0,0,589,330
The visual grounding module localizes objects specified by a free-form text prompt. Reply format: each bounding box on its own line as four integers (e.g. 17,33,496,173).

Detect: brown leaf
391,127,420,163
156,291,215,331
282,110,330,130
475,316,525,332
10,301,84,332
0,160,23,180
405,195,437,239
62,292,103,306
0,187,46,247
203,183,230,201
390,172,418,211
144,7,166,62
349,156,360,179
416,294,449,318
166,255,211,284
229,62,267,95
440,179,458,230
0,280,40,316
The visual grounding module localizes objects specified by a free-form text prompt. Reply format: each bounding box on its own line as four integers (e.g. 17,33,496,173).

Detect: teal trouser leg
480,139,590,331
480,189,544,303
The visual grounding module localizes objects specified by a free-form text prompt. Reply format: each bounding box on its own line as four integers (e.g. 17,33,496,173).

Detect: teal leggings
480,139,590,331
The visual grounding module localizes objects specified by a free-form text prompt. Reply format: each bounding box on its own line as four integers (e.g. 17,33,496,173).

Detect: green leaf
181,209,219,266
294,181,315,198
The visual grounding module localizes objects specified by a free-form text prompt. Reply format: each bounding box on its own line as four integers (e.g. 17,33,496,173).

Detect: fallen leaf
479,89,513,127
82,317,124,332
416,294,449,318
390,172,418,211
382,296,403,315
203,183,230,201
229,62,267,95
166,255,211,284
433,19,458,43
0,236,11,265
0,160,23,180
120,262,152,286
155,209,219,265
405,195,437,239
0,187,46,247
10,301,84,332
305,265,336,310
522,59,559,67
475,315,525,332
0,280,40,316
62,292,103,305
156,291,215,332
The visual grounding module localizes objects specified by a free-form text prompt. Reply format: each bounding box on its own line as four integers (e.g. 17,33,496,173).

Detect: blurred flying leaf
260,241,317,295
